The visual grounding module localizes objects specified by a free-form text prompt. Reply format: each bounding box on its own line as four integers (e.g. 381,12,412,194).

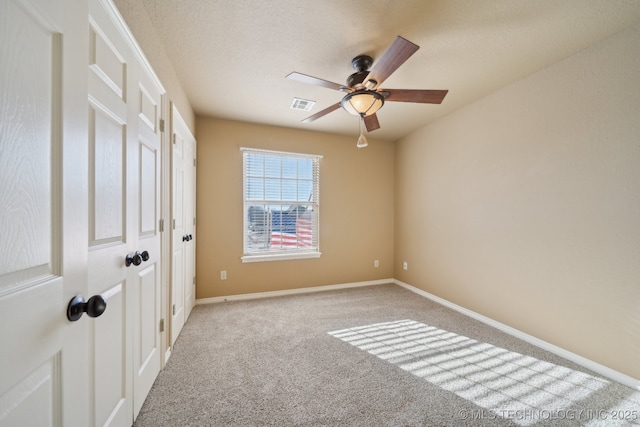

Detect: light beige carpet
133,284,639,426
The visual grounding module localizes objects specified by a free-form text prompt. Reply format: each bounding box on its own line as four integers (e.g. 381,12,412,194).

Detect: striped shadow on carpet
329,319,639,426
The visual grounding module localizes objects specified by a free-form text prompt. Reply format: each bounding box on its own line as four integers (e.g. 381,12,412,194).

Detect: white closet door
131,54,164,419
0,0,89,426
87,1,133,423
171,112,186,345
184,133,196,318
170,104,196,345
87,0,165,424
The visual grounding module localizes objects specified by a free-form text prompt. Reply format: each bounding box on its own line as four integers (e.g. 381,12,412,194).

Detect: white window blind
241,148,322,262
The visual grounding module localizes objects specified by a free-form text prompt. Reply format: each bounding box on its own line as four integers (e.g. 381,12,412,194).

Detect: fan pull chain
357,116,368,148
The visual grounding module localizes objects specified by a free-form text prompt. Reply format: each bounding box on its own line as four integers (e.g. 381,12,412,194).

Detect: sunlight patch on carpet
328,320,639,426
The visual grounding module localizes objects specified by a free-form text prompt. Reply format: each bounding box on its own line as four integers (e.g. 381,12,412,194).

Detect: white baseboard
394,279,640,391
195,278,393,305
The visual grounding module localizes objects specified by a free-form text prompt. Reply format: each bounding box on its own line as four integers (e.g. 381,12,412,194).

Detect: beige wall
196,118,394,298
394,22,640,379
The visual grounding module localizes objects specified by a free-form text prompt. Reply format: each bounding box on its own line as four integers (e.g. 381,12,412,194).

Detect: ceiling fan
286,36,448,134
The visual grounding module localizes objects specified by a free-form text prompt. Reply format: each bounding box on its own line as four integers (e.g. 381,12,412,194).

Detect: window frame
240,147,322,263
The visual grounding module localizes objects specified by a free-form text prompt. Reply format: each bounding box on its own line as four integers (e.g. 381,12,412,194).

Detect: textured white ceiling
135,0,640,141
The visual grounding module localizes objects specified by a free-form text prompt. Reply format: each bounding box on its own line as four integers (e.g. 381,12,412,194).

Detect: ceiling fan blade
301,102,341,123
286,72,349,92
364,114,380,132
383,89,448,104
365,36,419,87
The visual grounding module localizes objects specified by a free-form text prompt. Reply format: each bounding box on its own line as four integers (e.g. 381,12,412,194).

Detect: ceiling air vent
290,98,315,112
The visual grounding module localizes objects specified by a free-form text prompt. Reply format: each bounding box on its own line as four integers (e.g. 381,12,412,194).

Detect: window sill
241,251,321,263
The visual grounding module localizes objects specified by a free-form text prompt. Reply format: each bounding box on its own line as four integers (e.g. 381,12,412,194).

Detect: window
241,148,322,262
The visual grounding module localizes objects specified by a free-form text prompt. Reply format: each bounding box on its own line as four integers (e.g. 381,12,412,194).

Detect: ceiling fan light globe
341,90,384,117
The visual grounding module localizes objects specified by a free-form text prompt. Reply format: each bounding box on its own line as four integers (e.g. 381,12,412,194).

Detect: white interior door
0,0,89,426
132,58,163,418
87,0,164,424
170,105,196,345
87,2,133,423
171,117,186,345
1,1,164,426
183,117,196,318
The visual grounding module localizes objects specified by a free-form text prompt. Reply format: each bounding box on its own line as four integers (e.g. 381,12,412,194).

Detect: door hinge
172,304,176,315
173,219,176,230
172,133,176,144
193,158,196,167
193,276,196,285
159,218,164,232
159,318,165,332
193,217,196,226
159,118,165,132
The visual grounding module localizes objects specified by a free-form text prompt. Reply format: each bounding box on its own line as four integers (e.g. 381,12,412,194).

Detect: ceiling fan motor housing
351,55,373,72
347,55,374,88
347,71,368,88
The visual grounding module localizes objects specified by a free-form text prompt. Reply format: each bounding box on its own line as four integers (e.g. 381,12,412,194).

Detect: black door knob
141,250,149,262
67,294,107,321
125,251,142,267
182,235,188,242
188,234,193,241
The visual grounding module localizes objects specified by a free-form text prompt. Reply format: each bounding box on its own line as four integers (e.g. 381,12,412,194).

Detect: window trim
241,251,322,263
240,147,322,263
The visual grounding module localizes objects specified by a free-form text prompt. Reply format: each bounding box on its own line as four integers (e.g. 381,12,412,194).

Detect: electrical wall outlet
220,270,227,280
374,260,379,268
403,261,408,270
